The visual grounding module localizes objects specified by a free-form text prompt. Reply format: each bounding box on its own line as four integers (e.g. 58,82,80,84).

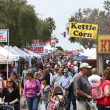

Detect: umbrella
73,55,88,60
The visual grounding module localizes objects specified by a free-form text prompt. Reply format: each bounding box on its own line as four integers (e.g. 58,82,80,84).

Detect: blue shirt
59,75,72,88
74,66,78,73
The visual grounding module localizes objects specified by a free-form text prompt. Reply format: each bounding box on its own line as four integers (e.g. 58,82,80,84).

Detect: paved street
21,103,73,110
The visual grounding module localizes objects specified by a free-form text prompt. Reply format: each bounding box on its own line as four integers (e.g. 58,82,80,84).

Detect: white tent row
4,46,24,58
0,46,20,61
1,45,55,64
4,46,42,59
27,50,42,59
0,54,14,64
44,44,58,53
13,46,33,59
80,48,96,59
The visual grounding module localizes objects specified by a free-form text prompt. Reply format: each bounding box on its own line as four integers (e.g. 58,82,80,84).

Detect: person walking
59,69,72,110
74,62,92,110
0,78,20,110
51,68,62,92
42,77,51,110
21,64,31,88
68,74,77,110
88,68,101,86
23,71,44,110
97,69,110,110
42,69,50,85
10,71,21,96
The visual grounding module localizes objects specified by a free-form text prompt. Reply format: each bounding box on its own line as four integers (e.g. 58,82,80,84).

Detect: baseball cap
80,63,92,69
12,68,17,72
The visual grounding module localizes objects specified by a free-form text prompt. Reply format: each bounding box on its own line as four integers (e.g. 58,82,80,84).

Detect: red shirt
69,63,75,68
97,80,110,105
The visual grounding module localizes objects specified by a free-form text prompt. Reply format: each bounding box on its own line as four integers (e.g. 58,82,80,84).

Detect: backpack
92,81,105,100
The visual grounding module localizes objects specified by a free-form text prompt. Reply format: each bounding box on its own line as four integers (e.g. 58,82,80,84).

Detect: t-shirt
22,69,31,84
0,88,20,103
31,68,37,74
88,75,101,86
74,66,78,73
74,73,91,101
97,80,110,105
52,74,62,88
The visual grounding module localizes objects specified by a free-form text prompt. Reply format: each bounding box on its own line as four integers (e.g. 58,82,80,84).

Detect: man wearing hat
74,62,92,110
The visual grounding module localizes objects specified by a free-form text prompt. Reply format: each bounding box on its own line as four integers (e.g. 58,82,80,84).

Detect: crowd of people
0,54,110,110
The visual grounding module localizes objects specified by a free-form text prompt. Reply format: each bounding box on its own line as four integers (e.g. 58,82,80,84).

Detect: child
50,95,60,110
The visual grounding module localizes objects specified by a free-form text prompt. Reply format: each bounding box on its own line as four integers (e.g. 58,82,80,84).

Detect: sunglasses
64,72,68,73
7,81,12,83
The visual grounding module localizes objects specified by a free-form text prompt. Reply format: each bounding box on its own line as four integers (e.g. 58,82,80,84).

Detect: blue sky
27,0,105,50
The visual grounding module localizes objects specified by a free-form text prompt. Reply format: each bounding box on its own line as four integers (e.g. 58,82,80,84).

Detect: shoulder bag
35,80,41,98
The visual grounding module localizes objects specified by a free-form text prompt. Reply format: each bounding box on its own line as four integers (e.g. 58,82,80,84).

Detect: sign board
26,46,44,53
31,40,44,46
45,49,48,53
51,40,56,43
69,22,98,39
98,35,110,53
0,30,7,42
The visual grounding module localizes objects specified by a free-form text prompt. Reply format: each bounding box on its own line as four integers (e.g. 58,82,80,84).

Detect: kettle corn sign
69,22,98,39
98,35,110,53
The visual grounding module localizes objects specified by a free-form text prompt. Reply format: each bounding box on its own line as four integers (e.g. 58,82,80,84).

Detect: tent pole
7,29,9,79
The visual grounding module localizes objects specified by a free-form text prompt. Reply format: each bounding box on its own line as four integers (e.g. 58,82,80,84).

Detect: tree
0,0,56,48
45,17,56,35
37,17,56,42
104,0,110,13
56,46,63,50
0,0,38,47
67,3,110,49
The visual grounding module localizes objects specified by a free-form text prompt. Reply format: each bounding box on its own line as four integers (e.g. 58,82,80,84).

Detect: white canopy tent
13,46,33,67
44,44,58,54
13,46,31,59
80,48,96,59
0,46,19,61
4,46,23,58
0,54,14,64
44,44,52,51
27,50,42,59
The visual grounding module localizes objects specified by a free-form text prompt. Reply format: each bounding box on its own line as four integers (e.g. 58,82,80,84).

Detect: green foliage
0,0,56,48
56,46,63,50
104,0,110,12
67,1,110,48
37,18,56,42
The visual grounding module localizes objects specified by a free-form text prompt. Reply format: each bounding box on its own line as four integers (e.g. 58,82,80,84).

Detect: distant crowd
0,53,110,110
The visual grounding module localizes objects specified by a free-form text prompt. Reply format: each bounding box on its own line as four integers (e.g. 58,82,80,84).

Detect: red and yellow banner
98,35,110,53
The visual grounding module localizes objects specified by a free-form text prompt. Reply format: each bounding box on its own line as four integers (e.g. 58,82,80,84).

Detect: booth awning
0,54,14,64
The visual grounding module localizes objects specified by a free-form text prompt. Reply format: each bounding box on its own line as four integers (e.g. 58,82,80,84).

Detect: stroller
48,86,65,110
0,103,14,110
86,99,98,110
